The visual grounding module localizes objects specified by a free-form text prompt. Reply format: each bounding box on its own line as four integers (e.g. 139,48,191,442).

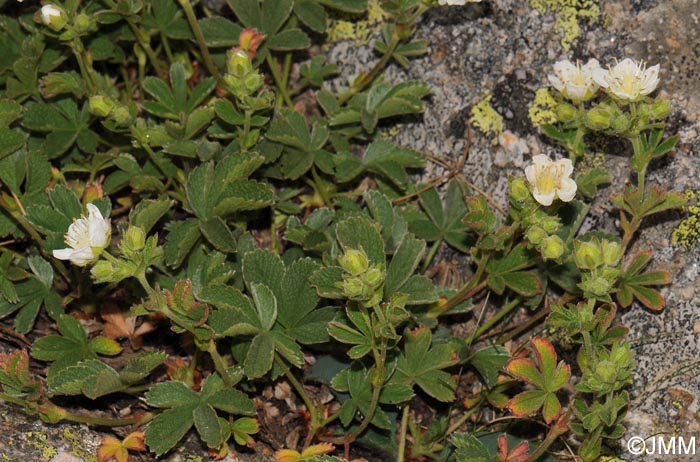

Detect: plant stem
71,39,98,95
64,409,155,427
178,0,226,89
444,254,490,311
420,239,441,273
467,298,521,345
337,34,400,106
274,354,323,448
445,398,483,435
265,54,294,108
397,405,410,462
524,413,570,462
207,341,233,388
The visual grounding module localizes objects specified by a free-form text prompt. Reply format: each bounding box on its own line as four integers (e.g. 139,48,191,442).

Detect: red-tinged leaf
604,326,629,342
498,434,529,462
550,362,571,390
274,449,302,462
532,338,557,384
542,393,562,423
507,390,546,417
502,271,541,297
624,250,652,276
631,285,665,311
616,284,633,308
629,270,671,286
300,443,335,458
504,358,543,388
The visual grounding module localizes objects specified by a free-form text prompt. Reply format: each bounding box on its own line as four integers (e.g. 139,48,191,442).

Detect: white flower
524,154,577,206
437,0,481,5
40,4,67,31
53,203,111,266
547,58,601,102
592,58,660,101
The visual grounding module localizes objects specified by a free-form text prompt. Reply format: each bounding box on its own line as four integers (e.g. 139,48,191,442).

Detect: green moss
672,190,700,248
326,0,385,46
470,94,503,144
529,0,600,50
529,88,558,127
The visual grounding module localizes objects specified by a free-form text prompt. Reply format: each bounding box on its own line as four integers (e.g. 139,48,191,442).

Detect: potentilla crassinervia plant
0,1,682,461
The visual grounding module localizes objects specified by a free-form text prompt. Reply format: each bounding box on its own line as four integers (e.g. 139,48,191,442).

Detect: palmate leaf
334,139,424,189
22,98,97,158
392,327,457,402
504,338,570,424
144,374,255,455
616,250,671,311
142,63,215,120
408,180,470,253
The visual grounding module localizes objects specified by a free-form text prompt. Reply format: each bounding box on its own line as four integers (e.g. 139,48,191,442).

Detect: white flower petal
533,190,555,207
53,247,95,266
557,178,578,202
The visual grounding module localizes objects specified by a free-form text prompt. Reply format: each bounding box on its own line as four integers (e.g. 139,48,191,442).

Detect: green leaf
193,403,224,449
243,333,274,379
507,390,546,417
249,283,277,331
164,218,201,267
130,197,172,234
384,234,425,297
451,433,492,462
198,17,243,46
0,127,27,159
309,266,345,299
261,0,294,34
146,380,199,408
145,405,196,456
207,388,255,415
242,249,284,299
199,217,237,253
212,180,275,216
393,328,457,402
470,345,510,389
121,351,167,383
294,0,327,32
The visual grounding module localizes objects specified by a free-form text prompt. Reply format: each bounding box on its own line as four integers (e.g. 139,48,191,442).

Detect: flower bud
587,275,614,297
541,235,565,260
525,226,548,245
88,95,115,118
39,4,68,32
338,249,369,276
601,239,622,267
650,99,671,119
227,49,253,77
73,13,95,34
585,106,612,130
363,266,385,288
611,114,632,133
573,240,603,270
509,177,530,203
111,105,133,126
124,225,146,252
341,277,371,300
555,102,578,123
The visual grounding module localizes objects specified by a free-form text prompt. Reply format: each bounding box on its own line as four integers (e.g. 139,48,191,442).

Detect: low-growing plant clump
0,0,683,461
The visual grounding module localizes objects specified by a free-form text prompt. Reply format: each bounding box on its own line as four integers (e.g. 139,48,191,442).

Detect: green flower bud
574,240,603,270
651,99,671,119
587,275,613,297
525,226,548,245
601,239,622,267
227,50,253,77
611,114,632,133
363,266,385,288
111,105,133,126
88,95,115,118
73,13,95,34
555,102,578,123
509,177,530,203
540,216,561,234
540,235,565,260
585,106,612,130
338,249,369,276
593,360,617,385
124,225,146,253
341,277,371,300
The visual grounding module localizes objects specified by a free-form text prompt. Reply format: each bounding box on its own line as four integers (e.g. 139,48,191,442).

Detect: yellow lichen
326,0,385,46
672,190,700,248
62,427,96,462
470,94,503,144
24,431,58,461
529,0,600,50
529,88,559,127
